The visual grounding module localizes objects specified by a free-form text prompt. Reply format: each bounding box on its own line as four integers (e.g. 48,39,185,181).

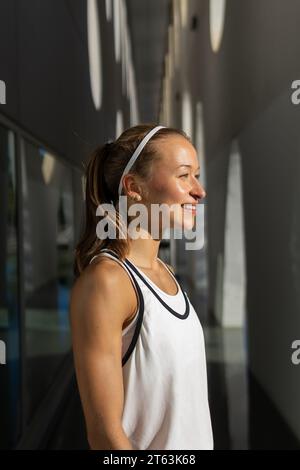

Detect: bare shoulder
70,257,137,330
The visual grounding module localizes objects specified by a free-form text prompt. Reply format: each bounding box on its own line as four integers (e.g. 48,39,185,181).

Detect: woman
70,124,213,450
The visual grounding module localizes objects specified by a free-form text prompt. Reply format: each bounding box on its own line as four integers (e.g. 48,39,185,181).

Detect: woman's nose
191,180,206,200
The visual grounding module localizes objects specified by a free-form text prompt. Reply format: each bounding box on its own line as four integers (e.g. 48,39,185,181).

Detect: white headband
117,125,166,197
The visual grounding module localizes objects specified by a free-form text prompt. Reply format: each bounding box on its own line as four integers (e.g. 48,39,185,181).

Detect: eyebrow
176,164,200,170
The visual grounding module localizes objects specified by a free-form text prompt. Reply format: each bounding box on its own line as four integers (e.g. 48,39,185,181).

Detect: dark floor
204,327,300,450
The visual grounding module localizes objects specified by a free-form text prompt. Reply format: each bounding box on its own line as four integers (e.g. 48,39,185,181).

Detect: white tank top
91,248,214,450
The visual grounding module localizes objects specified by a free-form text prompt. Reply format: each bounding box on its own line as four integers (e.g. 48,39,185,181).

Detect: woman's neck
127,234,161,270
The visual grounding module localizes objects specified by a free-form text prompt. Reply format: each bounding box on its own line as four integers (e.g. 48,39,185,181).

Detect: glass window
21,140,75,424
0,124,20,449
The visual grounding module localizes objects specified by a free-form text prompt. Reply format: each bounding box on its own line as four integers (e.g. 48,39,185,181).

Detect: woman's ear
123,174,143,198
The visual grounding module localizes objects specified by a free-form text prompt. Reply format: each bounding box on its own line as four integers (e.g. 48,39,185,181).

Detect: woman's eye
180,173,200,179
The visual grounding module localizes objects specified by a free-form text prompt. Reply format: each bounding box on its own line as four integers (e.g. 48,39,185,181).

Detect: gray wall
165,0,300,442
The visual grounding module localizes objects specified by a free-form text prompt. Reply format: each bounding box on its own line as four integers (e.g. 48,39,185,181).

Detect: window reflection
21,140,74,424
0,124,20,449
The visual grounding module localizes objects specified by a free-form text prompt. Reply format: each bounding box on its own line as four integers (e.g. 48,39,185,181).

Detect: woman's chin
172,215,196,231
183,221,195,231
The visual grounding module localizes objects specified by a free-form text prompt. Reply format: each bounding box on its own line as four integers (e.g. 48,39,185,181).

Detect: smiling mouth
181,204,197,214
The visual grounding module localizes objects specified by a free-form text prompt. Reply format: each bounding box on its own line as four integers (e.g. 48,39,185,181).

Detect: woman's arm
70,259,137,450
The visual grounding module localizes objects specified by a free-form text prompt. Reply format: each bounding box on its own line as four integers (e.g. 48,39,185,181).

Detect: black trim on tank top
97,249,145,368
124,258,190,320
121,278,144,367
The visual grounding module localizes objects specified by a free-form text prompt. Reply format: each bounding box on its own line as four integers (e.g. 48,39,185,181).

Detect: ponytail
74,144,128,277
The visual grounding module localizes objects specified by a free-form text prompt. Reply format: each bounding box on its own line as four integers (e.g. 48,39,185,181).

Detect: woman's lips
181,204,196,214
